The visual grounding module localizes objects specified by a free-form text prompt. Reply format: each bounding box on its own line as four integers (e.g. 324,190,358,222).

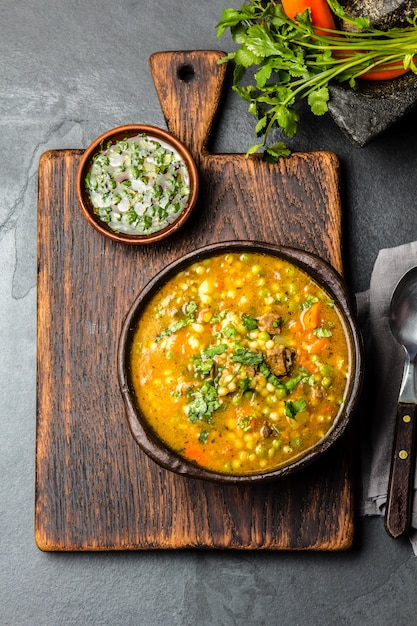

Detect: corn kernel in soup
129,252,351,475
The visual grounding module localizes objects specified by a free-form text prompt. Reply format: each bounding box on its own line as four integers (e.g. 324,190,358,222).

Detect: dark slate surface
2,1,417,625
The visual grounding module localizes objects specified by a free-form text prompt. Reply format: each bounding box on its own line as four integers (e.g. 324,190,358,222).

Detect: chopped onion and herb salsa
129,252,352,475
85,133,191,235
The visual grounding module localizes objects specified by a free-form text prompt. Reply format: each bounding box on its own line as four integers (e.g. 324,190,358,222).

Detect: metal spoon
385,266,417,538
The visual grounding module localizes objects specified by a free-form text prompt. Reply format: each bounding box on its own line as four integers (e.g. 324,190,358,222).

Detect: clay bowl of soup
118,241,363,484
76,124,199,244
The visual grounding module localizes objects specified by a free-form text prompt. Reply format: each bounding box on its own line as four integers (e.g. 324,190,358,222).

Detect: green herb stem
216,0,417,159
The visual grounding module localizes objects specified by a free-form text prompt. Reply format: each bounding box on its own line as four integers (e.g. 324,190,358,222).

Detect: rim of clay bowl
76,124,199,244
118,240,364,484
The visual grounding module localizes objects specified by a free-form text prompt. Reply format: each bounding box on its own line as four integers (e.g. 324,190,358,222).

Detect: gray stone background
2,1,417,624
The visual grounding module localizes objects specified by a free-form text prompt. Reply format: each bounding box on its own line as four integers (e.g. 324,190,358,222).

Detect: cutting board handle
149,51,227,161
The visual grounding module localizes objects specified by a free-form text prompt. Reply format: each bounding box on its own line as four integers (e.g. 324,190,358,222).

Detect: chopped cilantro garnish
223,325,237,338
156,302,197,342
259,362,271,378
193,344,227,378
193,357,215,377
241,314,258,331
240,377,253,393
188,397,209,423
300,295,320,310
237,415,254,432
198,430,209,444
260,361,297,392
284,398,307,420
268,373,287,390
184,302,198,316
232,348,264,366
313,328,332,338
284,374,303,393
201,344,228,359
209,310,228,323
187,381,221,423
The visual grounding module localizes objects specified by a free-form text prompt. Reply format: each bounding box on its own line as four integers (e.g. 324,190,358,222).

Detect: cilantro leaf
284,398,307,420
307,87,329,116
199,430,209,444
275,104,299,138
232,348,264,365
223,325,237,338
184,302,198,316
201,344,228,358
313,328,332,338
285,373,302,392
209,310,228,323
300,295,319,310
240,377,253,393
193,344,228,378
193,357,215,377
216,7,254,37
187,381,221,423
188,397,208,423
264,142,291,161
156,301,197,342
235,45,261,68
255,64,273,89
241,314,258,331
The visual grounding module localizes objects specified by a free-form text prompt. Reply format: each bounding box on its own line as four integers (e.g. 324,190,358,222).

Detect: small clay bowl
118,241,364,484
76,124,199,244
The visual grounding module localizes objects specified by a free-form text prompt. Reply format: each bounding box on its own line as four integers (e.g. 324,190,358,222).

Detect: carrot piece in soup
301,302,321,331
309,337,329,354
184,444,208,466
298,352,316,373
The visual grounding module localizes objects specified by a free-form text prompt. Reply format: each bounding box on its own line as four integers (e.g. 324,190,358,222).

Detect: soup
129,252,352,475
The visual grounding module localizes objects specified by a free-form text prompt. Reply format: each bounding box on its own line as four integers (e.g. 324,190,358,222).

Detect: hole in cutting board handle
177,64,195,83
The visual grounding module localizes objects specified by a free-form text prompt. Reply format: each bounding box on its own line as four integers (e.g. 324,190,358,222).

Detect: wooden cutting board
35,50,354,551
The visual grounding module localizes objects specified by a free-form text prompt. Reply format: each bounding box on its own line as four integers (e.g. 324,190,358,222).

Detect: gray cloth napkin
356,241,417,553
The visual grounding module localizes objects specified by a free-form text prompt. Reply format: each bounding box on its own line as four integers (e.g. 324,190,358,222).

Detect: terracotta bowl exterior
118,241,364,484
76,124,199,244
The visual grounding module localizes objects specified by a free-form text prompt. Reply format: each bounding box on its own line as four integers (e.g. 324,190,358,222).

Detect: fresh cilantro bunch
216,0,417,160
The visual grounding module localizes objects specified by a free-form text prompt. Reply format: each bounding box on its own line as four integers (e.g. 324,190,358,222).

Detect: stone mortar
327,0,417,145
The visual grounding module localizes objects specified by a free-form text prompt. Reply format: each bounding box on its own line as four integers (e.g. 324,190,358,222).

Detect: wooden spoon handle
149,50,227,162
384,402,417,538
